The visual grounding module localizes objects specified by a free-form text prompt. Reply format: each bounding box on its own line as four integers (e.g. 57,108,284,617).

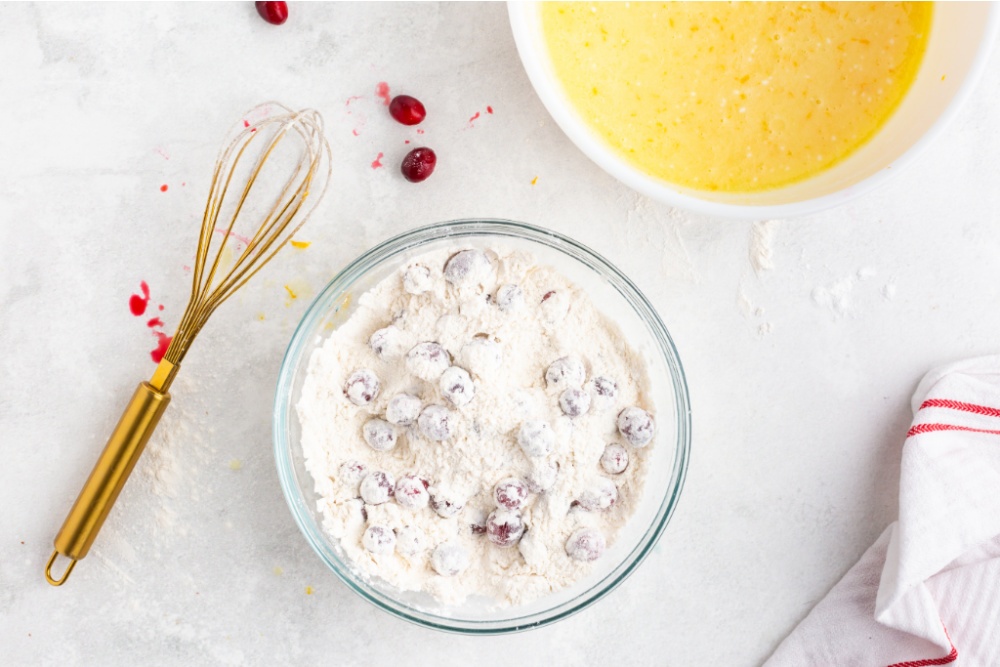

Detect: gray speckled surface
3,2,1000,665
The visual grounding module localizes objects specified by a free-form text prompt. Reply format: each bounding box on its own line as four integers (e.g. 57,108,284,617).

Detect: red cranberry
590,376,619,412
389,95,427,126
360,470,394,505
402,264,433,295
468,507,488,535
386,393,422,426
559,387,592,417
396,526,427,556
338,461,367,490
255,1,288,25
486,510,525,548
418,405,453,441
517,421,555,457
368,325,403,358
576,478,618,511
395,475,430,510
545,357,585,390
406,342,450,381
600,443,629,475
363,525,396,555
566,528,606,562
527,460,559,493
344,369,380,406
495,284,524,311
440,366,475,407
362,418,397,452
443,249,491,288
428,487,465,518
494,478,529,510
401,147,436,183
431,542,469,576
617,407,655,447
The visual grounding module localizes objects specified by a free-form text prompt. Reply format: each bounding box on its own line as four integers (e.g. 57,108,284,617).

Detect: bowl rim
508,2,1000,220
273,218,692,634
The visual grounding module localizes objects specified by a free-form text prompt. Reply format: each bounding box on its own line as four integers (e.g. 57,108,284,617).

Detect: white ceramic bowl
510,2,999,219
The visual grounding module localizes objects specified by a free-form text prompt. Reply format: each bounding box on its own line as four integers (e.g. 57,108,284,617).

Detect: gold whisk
45,103,331,586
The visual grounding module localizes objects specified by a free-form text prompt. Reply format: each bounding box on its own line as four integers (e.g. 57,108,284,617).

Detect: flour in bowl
296,245,656,606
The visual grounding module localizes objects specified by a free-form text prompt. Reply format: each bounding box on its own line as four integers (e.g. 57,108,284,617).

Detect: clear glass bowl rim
272,218,692,634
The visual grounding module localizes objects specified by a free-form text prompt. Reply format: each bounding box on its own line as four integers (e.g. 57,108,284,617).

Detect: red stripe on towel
907,423,1000,438
919,398,1000,418
886,630,957,667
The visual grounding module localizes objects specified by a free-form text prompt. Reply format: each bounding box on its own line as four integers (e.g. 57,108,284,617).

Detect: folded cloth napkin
766,357,1000,666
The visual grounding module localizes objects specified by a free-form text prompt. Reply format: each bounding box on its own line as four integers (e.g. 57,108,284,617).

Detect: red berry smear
401,147,436,183
389,95,427,126
255,1,288,25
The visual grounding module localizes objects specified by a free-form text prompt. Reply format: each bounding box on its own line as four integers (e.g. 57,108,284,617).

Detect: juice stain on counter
129,281,172,362
151,331,172,364
129,282,151,315
375,82,391,106
371,152,384,169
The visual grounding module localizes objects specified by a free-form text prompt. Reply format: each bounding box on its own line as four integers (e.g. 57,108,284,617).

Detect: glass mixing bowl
273,219,690,633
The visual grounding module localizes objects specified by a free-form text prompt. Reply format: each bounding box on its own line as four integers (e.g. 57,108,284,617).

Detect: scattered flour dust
749,220,780,275
296,245,656,607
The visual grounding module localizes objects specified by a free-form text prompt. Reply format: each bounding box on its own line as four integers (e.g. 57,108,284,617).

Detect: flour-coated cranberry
576,478,618,511
539,290,570,323
344,369,380,406
402,264,433,295
566,528,606,562
360,470,395,505
406,342,450,381
338,461,367,490
494,478,529,510
255,1,288,25
428,487,465,518
517,421,555,457
401,147,436,183
486,510,525,548
440,366,475,407
617,407,655,447
395,526,427,557
443,249,491,288
418,404,453,441
368,325,404,358
460,339,503,379
468,507,488,535
386,393,422,426
495,284,524,312
559,387,591,417
526,459,559,493
600,443,629,475
363,525,396,555
431,542,469,576
395,475,430,510
589,376,619,412
362,418,398,452
545,357,585,390
389,95,426,126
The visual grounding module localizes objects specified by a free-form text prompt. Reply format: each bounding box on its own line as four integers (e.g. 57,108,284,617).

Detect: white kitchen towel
766,357,1000,666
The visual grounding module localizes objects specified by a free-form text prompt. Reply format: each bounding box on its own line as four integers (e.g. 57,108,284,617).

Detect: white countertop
4,3,1000,665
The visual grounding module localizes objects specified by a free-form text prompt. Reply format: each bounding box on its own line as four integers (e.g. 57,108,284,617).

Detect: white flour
296,245,655,606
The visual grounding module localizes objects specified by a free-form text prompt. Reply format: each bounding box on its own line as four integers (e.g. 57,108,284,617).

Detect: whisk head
165,103,331,366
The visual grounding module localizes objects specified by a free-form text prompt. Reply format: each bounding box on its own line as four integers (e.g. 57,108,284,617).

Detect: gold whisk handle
46,370,175,586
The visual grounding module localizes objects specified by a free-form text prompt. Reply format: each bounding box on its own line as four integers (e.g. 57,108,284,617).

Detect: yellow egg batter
542,2,932,193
